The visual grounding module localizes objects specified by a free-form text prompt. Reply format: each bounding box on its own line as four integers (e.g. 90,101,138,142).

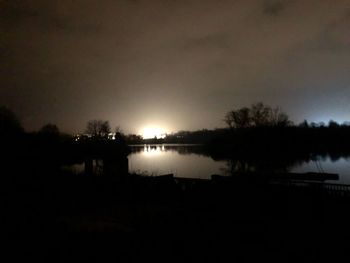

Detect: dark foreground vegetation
2,105,350,262
3,169,350,262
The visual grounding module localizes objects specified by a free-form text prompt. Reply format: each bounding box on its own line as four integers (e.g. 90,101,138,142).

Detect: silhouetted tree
224,102,291,129
225,107,251,129
115,126,126,141
85,120,111,138
310,122,317,128
269,106,292,127
299,120,309,128
125,134,143,144
250,102,271,126
0,106,23,136
100,121,111,136
319,122,326,128
328,120,339,128
39,123,60,135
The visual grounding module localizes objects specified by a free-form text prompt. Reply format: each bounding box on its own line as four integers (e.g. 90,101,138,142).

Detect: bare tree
100,121,111,137
270,107,292,127
224,107,251,129
224,102,292,129
250,102,271,127
85,120,111,138
114,126,125,140
224,111,235,129
328,120,339,128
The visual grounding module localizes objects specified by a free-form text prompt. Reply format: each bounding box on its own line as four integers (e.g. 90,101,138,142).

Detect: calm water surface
129,144,226,179
128,144,350,184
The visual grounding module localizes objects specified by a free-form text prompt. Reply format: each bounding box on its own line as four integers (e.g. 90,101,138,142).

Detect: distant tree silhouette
269,106,292,127
225,102,292,129
85,120,111,138
328,120,339,128
0,106,23,135
224,107,251,129
114,126,126,141
341,121,350,127
310,121,319,128
299,120,309,128
39,123,60,135
319,122,326,128
125,134,143,144
250,102,271,126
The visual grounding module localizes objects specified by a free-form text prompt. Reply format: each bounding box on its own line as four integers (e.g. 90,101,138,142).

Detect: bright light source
140,126,167,139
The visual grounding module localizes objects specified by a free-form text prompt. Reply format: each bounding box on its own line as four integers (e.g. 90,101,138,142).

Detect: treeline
146,129,227,144
205,102,350,156
2,103,350,153
150,102,350,158
224,102,292,128
0,107,129,166
159,124,350,150
208,125,350,154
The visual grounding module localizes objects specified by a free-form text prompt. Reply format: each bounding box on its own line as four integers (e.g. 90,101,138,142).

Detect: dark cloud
311,13,350,52
0,0,100,34
263,0,287,16
1,0,350,133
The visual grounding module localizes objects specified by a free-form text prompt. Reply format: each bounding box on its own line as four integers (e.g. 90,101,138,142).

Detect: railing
271,180,350,198
174,175,350,198
321,183,350,197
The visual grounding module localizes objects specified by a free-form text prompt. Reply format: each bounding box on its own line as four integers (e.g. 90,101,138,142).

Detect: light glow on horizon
140,126,167,139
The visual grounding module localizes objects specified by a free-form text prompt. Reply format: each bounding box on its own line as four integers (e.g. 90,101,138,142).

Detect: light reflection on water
129,144,350,183
129,145,226,179
141,145,165,157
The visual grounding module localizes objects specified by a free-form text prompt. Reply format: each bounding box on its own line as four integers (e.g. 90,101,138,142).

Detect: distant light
107,132,117,140
140,126,167,139
74,133,118,140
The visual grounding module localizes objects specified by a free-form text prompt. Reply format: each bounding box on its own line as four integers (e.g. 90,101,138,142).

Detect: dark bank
1,106,350,262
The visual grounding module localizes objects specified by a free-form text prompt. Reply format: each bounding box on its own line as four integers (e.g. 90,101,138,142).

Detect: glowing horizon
139,126,168,139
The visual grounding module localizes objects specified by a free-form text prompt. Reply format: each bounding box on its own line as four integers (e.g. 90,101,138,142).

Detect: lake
128,144,350,184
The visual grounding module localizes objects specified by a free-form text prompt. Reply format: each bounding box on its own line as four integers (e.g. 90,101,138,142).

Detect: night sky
1,0,350,134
